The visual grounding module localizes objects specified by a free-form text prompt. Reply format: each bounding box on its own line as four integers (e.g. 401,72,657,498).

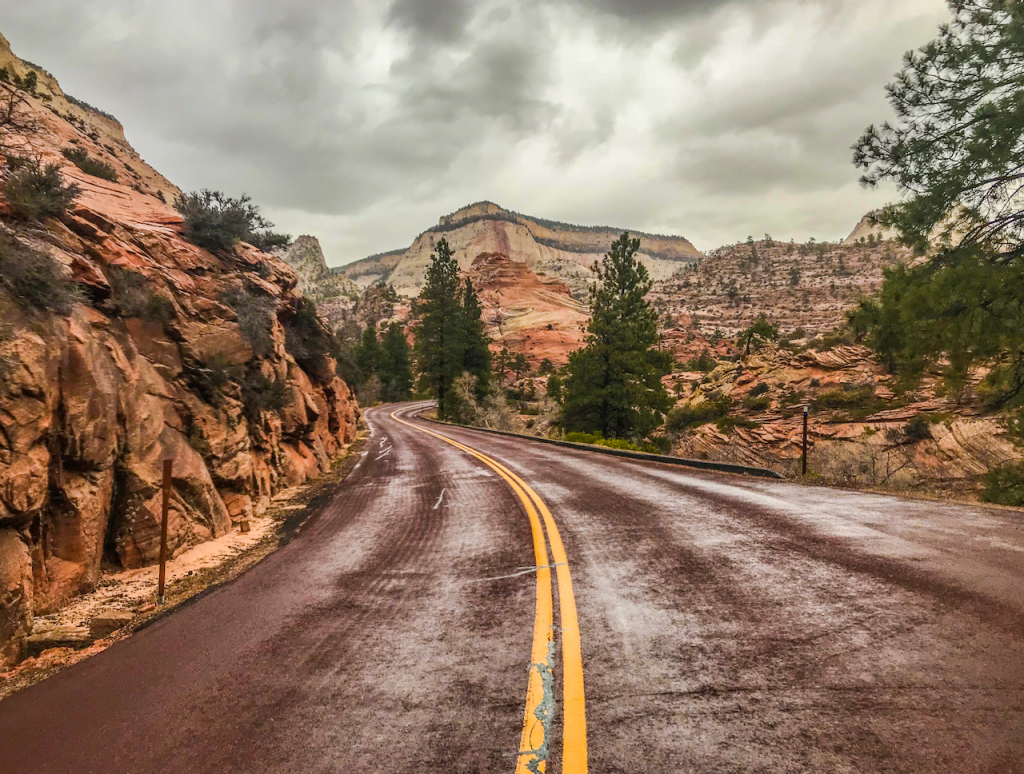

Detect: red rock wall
0,133,358,667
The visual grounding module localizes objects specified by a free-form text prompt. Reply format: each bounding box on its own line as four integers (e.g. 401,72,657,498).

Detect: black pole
801,405,808,476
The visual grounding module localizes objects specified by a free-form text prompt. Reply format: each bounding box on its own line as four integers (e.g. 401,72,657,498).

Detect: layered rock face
0,43,358,664
652,236,913,348
342,201,702,296
466,252,588,366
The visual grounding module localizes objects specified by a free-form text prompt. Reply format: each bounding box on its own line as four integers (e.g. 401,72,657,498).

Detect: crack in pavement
517,639,557,774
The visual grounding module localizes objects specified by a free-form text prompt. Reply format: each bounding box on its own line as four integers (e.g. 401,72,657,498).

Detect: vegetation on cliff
175,189,291,253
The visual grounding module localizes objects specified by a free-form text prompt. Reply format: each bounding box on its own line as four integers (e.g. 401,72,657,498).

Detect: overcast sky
3,0,949,264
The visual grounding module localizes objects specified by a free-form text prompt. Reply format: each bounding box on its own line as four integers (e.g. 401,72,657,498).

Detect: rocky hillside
663,344,1020,497
341,201,702,296
0,32,177,204
467,253,588,366
275,236,359,327
0,40,359,664
652,236,914,358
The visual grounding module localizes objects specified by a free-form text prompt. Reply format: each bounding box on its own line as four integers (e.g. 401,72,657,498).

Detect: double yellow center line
390,409,587,773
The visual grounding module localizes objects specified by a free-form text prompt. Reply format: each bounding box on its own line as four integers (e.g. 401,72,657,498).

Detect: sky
2,0,951,264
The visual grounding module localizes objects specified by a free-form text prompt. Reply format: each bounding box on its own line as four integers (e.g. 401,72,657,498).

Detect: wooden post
157,458,171,604
802,405,809,476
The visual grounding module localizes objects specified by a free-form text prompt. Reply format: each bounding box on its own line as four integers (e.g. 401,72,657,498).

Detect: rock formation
664,343,1021,496
466,253,588,366
275,236,359,327
843,211,899,244
341,201,702,296
0,37,359,665
652,236,913,347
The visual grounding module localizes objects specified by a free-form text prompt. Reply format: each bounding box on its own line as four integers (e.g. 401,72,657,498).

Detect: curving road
1,402,1023,773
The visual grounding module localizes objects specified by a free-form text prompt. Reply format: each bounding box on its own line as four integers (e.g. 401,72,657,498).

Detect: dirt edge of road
0,427,371,703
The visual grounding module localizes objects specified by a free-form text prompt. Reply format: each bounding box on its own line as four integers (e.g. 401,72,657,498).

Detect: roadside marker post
157,458,171,604
801,405,809,476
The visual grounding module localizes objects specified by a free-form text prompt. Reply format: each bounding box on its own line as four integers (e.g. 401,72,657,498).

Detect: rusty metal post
801,405,809,476
157,458,171,604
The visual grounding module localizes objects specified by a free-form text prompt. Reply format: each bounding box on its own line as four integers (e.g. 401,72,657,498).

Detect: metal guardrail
419,412,785,480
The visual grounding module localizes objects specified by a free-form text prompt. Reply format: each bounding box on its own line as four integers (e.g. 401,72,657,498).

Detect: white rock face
342,202,703,296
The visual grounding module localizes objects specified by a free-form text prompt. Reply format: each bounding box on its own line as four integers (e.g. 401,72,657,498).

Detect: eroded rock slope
0,39,358,664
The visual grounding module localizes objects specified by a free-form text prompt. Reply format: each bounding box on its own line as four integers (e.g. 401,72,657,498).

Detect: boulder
89,609,134,639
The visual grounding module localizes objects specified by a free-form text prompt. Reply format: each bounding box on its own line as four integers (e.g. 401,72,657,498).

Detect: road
1,401,1023,773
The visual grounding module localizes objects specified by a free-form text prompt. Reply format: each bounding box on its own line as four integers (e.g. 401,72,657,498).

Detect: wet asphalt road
1,402,1023,773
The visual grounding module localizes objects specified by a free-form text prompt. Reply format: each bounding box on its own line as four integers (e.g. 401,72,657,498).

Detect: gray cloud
0,0,951,261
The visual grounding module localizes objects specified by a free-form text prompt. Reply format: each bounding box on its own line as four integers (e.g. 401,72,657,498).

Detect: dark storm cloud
386,0,472,42
0,0,951,260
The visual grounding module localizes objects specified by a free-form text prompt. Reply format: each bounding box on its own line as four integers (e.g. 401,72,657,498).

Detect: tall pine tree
379,321,413,402
461,278,492,402
562,233,672,438
414,239,492,420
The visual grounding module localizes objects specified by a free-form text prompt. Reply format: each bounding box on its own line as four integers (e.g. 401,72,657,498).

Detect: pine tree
414,238,465,419
379,322,413,402
460,278,492,402
854,0,1024,405
357,324,381,381
561,232,672,438
511,352,530,381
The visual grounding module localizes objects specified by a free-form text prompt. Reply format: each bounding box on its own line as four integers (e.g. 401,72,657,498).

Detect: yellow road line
389,409,560,773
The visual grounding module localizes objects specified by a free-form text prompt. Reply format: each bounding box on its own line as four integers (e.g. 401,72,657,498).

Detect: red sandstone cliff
0,39,359,664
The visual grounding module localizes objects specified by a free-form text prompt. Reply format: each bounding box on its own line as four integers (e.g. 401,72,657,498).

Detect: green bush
61,147,118,182
221,286,276,358
647,435,672,454
248,231,292,252
903,414,933,441
0,232,80,314
563,432,656,453
108,267,174,324
748,382,770,397
682,349,717,373
813,384,876,409
190,353,241,406
240,371,291,422
742,395,771,411
664,393,732,433
175,189,290,253
982,462,1024,507
715,415,761,433
3,157,80,221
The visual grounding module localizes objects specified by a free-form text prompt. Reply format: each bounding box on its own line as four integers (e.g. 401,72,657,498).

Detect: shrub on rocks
3,156,80,221
0,232,80,314
220,286,276,358
108,266,174,324
174,189,290,253
61,147,118,182
983,462,1024,507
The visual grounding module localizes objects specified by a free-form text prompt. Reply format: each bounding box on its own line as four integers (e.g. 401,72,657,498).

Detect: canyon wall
0,38,359,664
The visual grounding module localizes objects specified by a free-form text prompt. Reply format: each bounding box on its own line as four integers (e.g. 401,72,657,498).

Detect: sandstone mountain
341,201,702,296
0,39,358,664
0,32,177,205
